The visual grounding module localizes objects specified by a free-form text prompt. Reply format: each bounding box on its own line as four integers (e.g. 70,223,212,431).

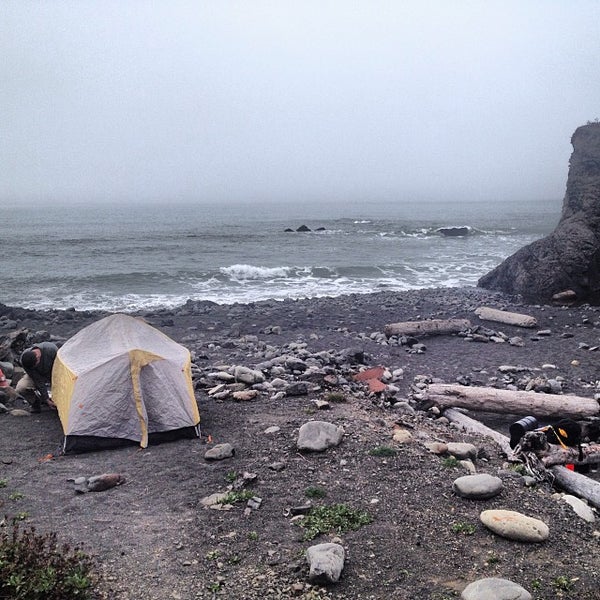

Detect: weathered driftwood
474,306,537,328
443,408,514,458
550,466,600,509
426,383,599,419
384,318,471,338
540,444,600,467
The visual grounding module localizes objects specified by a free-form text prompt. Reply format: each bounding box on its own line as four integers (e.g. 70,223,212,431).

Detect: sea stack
479,122,600,304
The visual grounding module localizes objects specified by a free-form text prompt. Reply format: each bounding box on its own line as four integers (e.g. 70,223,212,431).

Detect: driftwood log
474,306,537,328
540,444,600,467
443,408,514,458
425,383,600,419
550,466,600,509
443,408,600,509
384,318,471,338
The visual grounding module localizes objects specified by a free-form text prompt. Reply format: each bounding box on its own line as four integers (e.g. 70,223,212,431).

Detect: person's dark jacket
22,342,58,403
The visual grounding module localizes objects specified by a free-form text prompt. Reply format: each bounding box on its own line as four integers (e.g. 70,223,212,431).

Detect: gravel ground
1,287,600,599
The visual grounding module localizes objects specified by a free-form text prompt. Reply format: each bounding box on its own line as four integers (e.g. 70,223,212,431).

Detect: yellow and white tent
52,314,200,453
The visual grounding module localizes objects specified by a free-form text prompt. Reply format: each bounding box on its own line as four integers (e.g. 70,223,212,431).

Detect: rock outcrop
478,122,600,303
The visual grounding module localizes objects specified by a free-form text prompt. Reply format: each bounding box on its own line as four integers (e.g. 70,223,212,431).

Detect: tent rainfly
52,314,200,453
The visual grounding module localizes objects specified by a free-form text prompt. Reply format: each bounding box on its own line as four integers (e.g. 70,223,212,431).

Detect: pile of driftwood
386,307,600,509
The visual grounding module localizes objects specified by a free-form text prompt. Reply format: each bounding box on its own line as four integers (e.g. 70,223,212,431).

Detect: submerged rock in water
437,226,470,237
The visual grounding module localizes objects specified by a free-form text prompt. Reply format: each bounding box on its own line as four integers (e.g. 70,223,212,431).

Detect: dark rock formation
437,226,471,237
479,122,600,304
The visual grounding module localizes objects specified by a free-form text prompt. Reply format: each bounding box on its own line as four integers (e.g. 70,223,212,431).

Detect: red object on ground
353,366,386,381
0,368,8,388
366,378,388,393
566,463,575,471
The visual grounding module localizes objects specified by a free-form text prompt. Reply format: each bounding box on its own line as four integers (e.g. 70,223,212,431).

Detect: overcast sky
1,1,599,205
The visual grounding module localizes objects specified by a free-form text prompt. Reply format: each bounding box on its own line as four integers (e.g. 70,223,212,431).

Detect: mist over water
1,198,561,311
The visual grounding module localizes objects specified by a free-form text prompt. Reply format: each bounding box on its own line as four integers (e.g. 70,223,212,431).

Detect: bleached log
550,466,600,509
384,318,471,338
540,444,600,467
474,306,537,328
426,383,599,419
443,408,514,458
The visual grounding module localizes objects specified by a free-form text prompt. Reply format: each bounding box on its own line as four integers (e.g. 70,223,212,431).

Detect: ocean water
1,198,561,312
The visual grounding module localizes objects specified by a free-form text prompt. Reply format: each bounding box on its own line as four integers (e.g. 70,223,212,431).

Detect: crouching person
16,342,58,413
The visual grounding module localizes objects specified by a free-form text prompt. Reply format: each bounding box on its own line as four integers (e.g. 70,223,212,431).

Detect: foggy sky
2,1,599,205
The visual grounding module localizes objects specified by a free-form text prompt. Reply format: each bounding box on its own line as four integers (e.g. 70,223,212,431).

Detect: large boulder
478,122,600,303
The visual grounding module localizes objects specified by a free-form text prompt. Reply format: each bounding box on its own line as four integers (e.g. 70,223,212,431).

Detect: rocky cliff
478,122,600,303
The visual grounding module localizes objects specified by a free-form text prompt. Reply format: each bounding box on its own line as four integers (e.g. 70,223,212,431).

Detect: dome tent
52,314,200,453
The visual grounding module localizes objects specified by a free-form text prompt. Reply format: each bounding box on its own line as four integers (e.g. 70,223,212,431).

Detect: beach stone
200,492,229,508
562,494,596,523
306,543,345,584
447,442,477,461
270,377,287,389
297,421,344,451
285,382,309,396
9,409,30,417
207,383,227,396
424,441,448,455
312,399,331,410
264,426,280,434
285,357,307,372
233,366,265,384
461,577,531,600
392,428,413,444
453,474,503,500
459,459,477,474
227,382,247,393
480,509,549,542
212,371,235,382
232,390,258,401
86,473,126,492
393,401,415,416
204,443,235,461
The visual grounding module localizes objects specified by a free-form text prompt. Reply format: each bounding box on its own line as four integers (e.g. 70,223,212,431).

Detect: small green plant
205,549,220,560
325,392,345,403
530,578,542,590
441,456,460,468
0,479,7,488
227,554,241,565
551,575,574,591
509,463,527,475
0,523,97,600
217,489,255,505
9,491,25,501
485,553,500,565
12,512,29,522
247,531,259,541
305,486,327,499
224,471,238,483
451,522,476,535
208,581,223,593
299,503,373,541
369,445,397,457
